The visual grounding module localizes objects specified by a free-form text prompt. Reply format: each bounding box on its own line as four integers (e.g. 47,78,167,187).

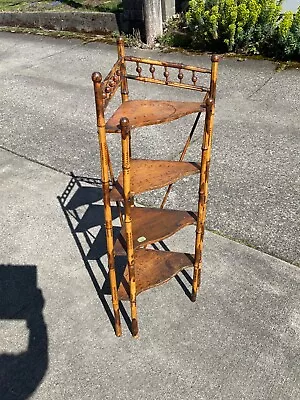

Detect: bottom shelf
117,248,194,301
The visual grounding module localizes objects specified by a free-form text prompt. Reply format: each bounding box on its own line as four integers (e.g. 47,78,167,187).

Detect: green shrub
269,7,300,60
184,0,300,60
186,0,263,52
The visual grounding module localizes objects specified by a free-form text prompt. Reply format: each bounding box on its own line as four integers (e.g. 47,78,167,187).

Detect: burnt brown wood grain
114,207,197,255
91,38,219,336
110,159,201,202
105,100,206,133
117,248,194,301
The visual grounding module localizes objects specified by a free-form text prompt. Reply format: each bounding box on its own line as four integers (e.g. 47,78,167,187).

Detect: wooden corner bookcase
92,38,219,337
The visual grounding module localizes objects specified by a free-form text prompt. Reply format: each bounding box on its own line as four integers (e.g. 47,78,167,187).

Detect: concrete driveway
0,32,299,265
0,32,299,399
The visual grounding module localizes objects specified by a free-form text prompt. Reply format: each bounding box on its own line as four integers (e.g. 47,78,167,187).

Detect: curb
0,11,122,34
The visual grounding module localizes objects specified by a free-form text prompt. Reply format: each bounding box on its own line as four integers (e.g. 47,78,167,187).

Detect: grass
0,0,122,12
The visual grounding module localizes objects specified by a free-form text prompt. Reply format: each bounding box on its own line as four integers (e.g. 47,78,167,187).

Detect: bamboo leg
190,56,219,295
160,91,210,209
160,58,219,210
191,98,215,302
92,72,122,336
120,117,138,338
161,54,218,212
117,37,129,104
209,55,220,102
117,38,135,206
160,111,201,208
106,146,124,226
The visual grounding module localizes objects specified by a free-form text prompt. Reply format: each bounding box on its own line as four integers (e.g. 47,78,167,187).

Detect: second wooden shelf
110,159,201,201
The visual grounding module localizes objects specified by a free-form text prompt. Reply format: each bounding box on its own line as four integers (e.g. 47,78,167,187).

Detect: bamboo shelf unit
92,38,219,338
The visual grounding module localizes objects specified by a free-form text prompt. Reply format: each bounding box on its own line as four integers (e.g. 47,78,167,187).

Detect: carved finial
119,117,130,137
178,70,183,82
91,72,102,82
164,67,169,82
149,65,155,78
206,97,214,107
192,71,197,84
211,54,220,62
117,37,124,45
120,117,129,127
136,63,142,77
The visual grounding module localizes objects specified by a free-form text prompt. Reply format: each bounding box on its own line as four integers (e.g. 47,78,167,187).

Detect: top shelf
105,99,206,133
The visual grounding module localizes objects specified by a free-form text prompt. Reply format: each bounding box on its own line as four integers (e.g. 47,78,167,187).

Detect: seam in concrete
0,145,70,176
248,76,273,99
31,42,82,63
1,144,298,268
21,43,83,73
2,43,83,76
207,228,299,268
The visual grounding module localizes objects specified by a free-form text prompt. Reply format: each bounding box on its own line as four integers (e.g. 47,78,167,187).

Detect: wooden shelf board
105,100,206,133
110,159,201,201
117,248,194,300
114,207,197,255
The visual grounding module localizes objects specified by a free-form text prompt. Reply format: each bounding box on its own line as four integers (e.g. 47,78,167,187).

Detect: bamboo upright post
209,55,219,101
120,117,139,338
117,37,129,104
160,57,218,209
92,72,122,336
191,97,215,302
117,37,134,203
160,93,209,209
